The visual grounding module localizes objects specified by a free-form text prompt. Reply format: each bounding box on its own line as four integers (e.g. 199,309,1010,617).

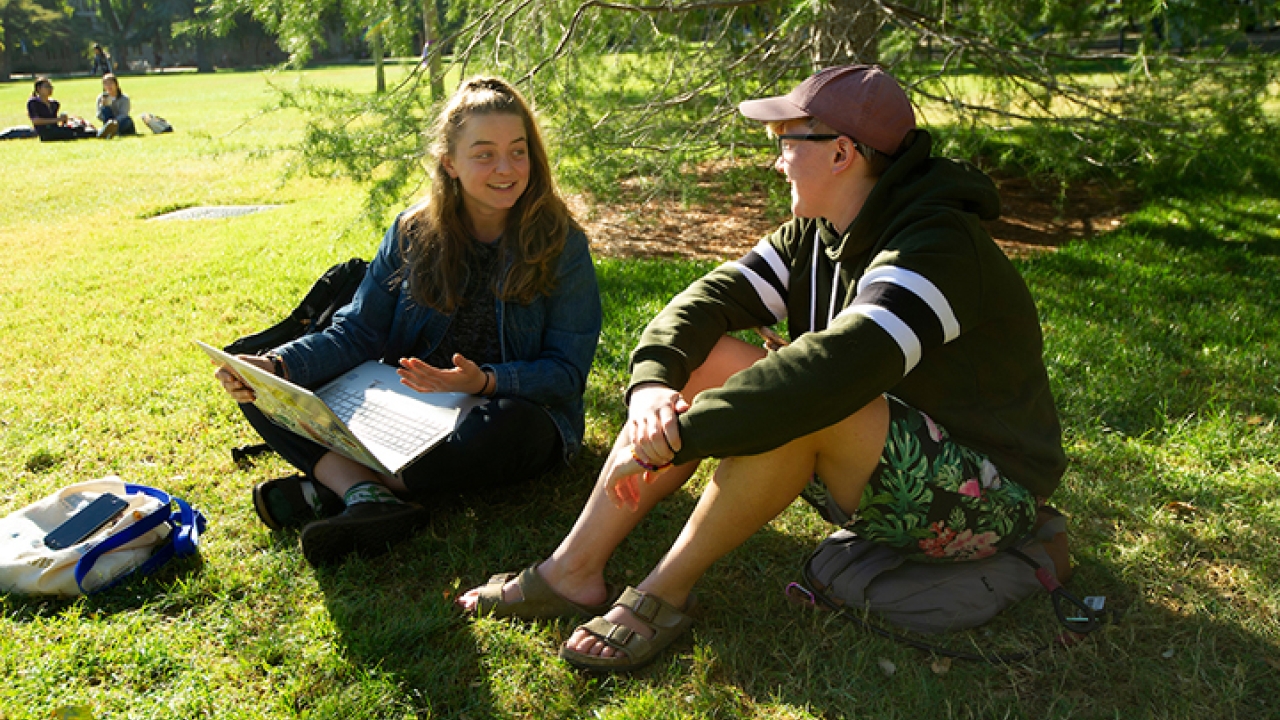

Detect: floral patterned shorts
801,395,1036,563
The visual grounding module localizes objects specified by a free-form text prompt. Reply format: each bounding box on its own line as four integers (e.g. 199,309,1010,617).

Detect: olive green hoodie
628,130,1066,497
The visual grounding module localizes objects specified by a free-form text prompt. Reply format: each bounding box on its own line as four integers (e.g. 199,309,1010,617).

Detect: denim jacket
274,215,602,462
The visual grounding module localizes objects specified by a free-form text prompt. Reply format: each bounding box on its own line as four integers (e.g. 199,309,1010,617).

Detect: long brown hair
102,73,122,96
399,76,579,314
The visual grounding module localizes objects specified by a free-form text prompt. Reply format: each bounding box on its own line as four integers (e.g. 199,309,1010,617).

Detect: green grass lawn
1,66,1278,719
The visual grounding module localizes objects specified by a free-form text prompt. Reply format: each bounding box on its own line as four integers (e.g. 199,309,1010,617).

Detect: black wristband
267,353,285,378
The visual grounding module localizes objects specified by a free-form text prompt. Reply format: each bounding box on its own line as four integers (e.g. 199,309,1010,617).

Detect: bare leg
535,443,702,608
312,451,409,498
457,335,768,612
298,451,428,567
564,394,890,659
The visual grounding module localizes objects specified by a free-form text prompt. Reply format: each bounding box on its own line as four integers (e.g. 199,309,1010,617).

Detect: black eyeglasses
773,134,844,158
775,133,843,154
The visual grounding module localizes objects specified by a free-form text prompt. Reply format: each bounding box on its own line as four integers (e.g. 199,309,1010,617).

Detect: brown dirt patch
983,172,1141,257
575,171,1140,261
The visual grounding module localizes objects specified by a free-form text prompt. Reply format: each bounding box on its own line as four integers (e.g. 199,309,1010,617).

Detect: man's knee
812,395,891,513
685,335,768,398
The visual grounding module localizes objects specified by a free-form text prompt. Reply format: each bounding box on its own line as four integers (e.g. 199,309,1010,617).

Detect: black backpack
225,258,368,462
224,258,368,356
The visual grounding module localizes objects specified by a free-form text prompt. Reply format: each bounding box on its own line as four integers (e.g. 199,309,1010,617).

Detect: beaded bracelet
630,448,671,473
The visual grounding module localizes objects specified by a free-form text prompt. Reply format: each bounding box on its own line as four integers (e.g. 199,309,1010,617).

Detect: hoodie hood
819,129,1002,262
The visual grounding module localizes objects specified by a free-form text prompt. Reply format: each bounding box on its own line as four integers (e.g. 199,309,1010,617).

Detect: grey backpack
799,528,1063,635
793,510,1108,663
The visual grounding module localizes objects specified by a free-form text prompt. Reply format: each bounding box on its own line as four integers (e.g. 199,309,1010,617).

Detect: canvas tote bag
0,476,205,596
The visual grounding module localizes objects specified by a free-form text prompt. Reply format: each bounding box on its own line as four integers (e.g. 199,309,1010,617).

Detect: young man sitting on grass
458,65,1068,672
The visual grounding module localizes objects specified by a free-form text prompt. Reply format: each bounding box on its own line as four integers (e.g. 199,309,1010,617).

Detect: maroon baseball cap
738,65,916,155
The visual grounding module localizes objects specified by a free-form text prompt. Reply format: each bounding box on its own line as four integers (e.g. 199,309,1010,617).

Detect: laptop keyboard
323,387,452,455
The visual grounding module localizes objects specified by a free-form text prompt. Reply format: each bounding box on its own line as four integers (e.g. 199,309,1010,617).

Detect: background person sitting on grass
458,65,1068,673
96,74,136,136
213,76,602,568
27,77,113,141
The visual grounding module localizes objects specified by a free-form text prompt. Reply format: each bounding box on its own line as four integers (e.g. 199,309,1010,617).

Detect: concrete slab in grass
150,205,281,221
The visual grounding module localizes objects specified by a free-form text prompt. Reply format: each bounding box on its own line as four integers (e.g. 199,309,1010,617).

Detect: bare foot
563,604,652,660
561,587,691,661
455,559,609,614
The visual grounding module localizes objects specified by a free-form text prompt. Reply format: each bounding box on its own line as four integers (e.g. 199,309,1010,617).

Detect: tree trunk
0,24,10,83
812,0,882,67
196,35,214,72
422,0,444,100
94,0,128,71
371,28,385,93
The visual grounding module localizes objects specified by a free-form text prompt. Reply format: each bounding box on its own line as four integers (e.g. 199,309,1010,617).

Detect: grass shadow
1024,208,1280,440
0,555,208,622
312,556,493,717
304,449,707,717
635,508,1278,719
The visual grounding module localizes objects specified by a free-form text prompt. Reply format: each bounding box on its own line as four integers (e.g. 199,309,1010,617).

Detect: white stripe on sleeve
752,238,790,290
730,262,788,322
857,266,960,342
840,303,922,373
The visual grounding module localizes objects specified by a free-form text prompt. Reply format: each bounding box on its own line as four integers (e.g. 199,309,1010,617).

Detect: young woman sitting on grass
458,65,1068,673
27,77,112,141
96,74,136,136
213,76,602,567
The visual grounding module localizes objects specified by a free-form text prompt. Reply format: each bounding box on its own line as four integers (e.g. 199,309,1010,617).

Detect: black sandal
252,474,343,531
299,501,430,566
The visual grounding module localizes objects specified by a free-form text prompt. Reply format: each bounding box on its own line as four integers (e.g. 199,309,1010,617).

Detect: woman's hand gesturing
397,354,489,395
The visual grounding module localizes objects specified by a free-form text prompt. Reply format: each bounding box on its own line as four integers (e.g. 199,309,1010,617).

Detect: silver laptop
198,341,482,476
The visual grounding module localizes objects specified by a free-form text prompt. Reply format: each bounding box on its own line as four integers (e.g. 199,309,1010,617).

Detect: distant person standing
91,44,113,76
27,77,114,141
96,74,135,136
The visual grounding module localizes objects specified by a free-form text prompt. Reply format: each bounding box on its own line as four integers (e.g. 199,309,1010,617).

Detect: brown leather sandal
558,586,697,673
472,565,616,620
